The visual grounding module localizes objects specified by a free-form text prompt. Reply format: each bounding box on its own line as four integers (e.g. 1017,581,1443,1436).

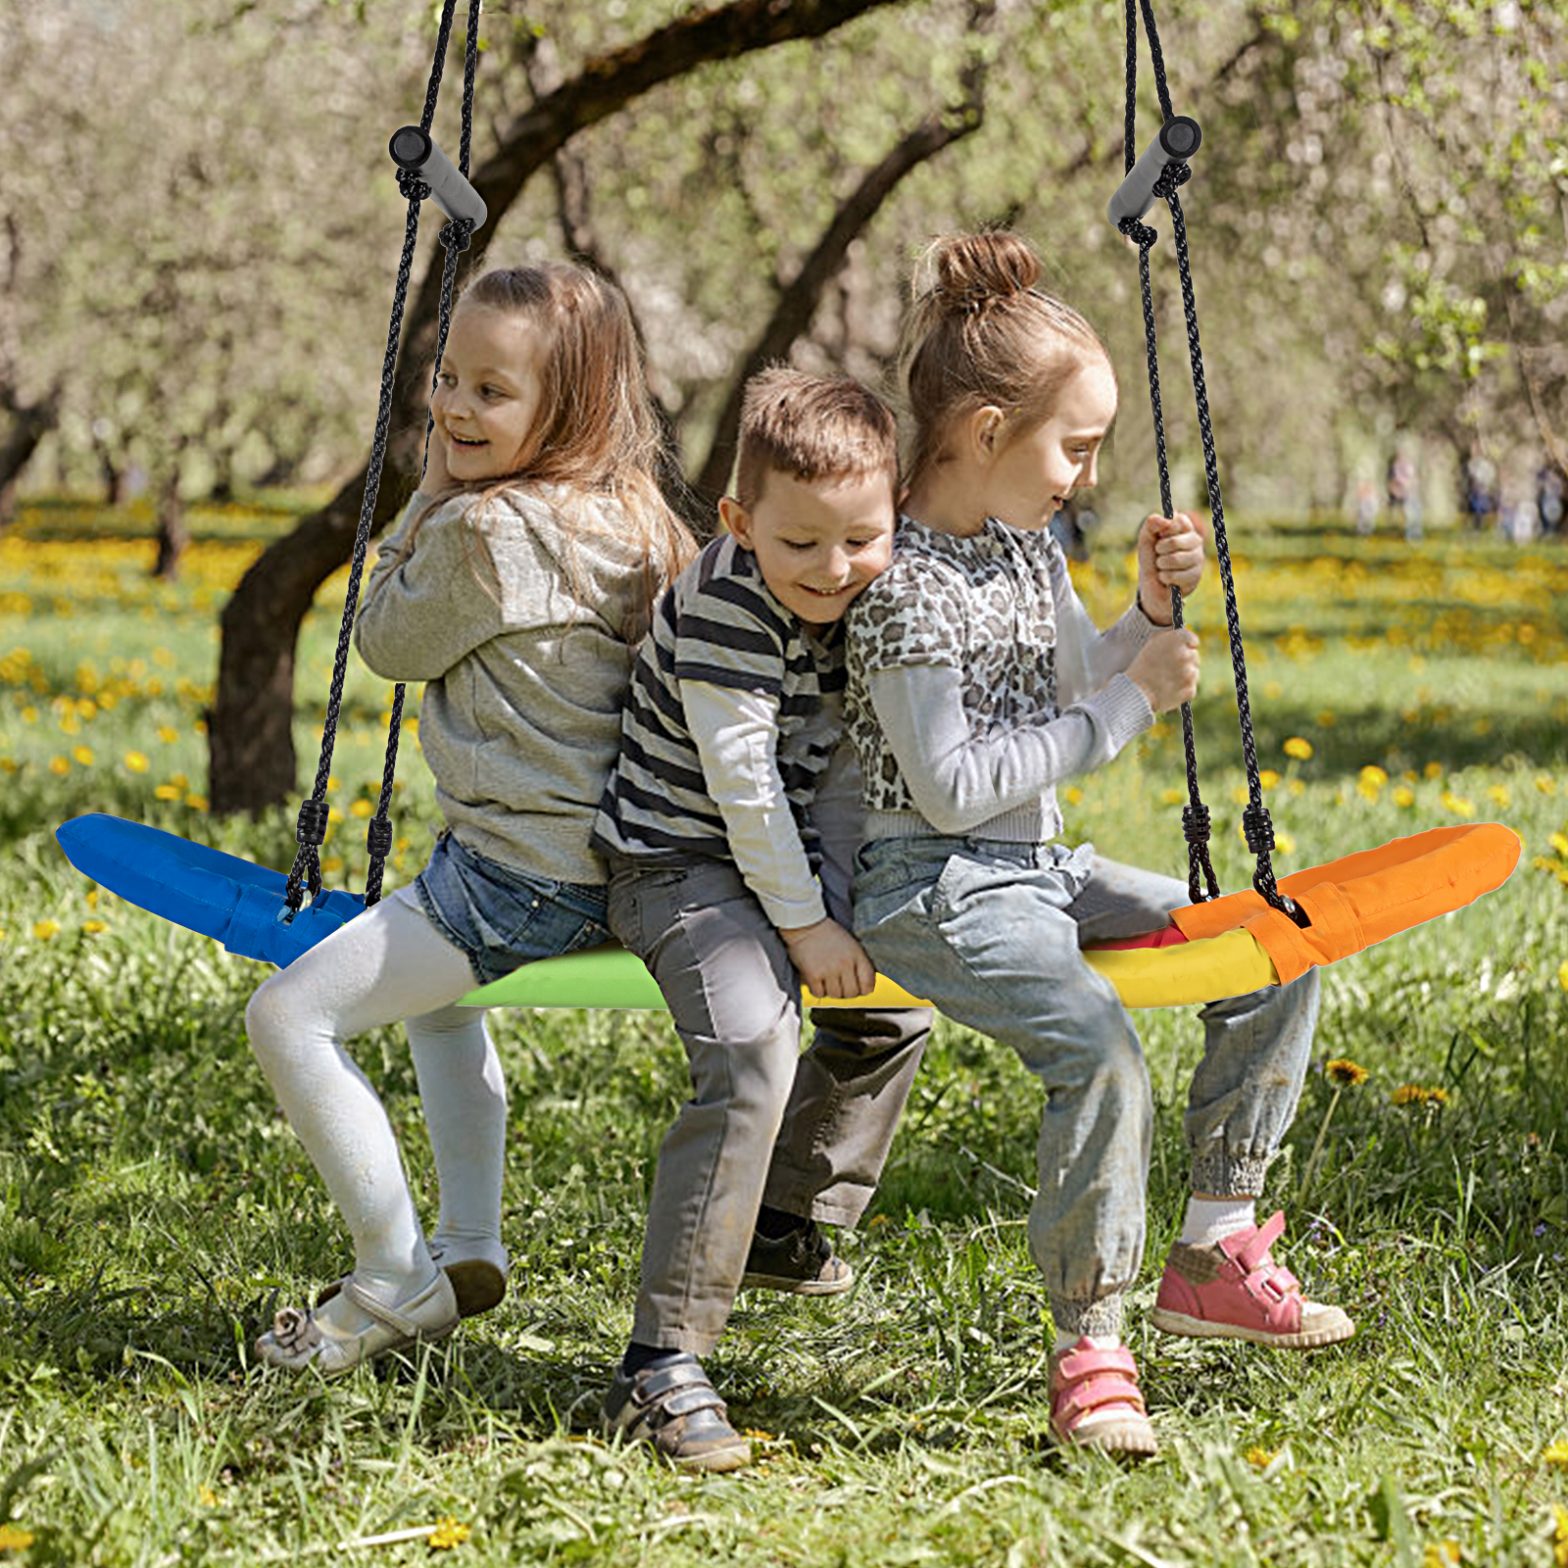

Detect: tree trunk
153,468,189,580
207,0,900,814
0,391,58,528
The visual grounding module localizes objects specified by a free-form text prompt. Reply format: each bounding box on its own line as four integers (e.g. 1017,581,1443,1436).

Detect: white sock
244,891,479,1299
408,1003,506,1245
1053,1331,1122,1355
1179,1195,1256,1249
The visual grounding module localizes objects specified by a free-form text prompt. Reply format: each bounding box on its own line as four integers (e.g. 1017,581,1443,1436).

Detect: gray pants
607,858,932,1355
852,836,1320,1340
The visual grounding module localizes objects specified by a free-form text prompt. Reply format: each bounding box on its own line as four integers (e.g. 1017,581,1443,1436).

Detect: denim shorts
410,831,611,985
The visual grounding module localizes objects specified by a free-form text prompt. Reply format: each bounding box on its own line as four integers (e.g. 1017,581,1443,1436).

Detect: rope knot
295,799,330,846
439,218,474,253
1119,215,1159,251
396,169,431,203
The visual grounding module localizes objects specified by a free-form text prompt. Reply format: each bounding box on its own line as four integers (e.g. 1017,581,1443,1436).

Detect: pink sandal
1049,1338,1158,1457
1152,1211,1355,1348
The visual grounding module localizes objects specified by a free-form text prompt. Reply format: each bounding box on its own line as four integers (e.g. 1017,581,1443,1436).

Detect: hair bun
923,231,1041,315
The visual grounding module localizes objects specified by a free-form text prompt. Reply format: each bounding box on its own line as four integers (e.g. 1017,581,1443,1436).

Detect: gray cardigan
355,484,650,885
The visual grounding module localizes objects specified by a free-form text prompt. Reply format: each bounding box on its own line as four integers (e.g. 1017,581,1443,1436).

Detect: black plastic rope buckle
1181,802,1212,845
295,799,330,846
365,817,394,859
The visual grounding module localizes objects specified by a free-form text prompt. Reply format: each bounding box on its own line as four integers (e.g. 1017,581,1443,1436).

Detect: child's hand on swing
781,918,877,999
1127,627,1200,713
423,426,455,494
1135,512,1206,623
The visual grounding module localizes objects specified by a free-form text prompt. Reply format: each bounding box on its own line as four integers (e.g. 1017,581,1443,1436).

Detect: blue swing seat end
55,813,364,968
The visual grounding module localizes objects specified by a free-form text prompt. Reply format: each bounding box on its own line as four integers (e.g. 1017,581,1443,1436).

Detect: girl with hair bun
844,231,1349,1458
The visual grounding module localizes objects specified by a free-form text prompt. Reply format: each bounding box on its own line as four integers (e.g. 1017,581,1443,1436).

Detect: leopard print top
845,514,1067,816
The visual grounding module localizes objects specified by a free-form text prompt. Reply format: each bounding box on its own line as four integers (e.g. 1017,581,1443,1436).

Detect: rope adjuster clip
1108,115,1202,231
388,125,487,231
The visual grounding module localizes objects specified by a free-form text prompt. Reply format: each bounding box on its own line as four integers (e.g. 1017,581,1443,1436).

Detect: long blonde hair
900,231,1109,493
404,262,694,638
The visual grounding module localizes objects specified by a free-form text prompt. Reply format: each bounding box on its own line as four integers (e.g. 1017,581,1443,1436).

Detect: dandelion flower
1283,737,1313,761
350,798,374,818
123,750,149,774
0,1524,36,1551
1161,788,1184,806
1544,1439,1568,1468
157,725,179,744
48,756,70,776
1486,785,1511,809
1393,786,1416,808
82,920,107,936
72,746,95,766
1555,1505,1568,1568
1062,785,1084,806
32,920,60,942
1392,1084,1448,1108
427,1518,471,1550
1325,1058,1368,1087
1421,1543,1460,1567
1244,1446,1278,1470
197,1484,219,1507
1258,769,1280,790
1440,791,1475,819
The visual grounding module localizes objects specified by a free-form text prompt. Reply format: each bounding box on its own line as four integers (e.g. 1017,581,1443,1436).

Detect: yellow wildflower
1258,769,1280,790
20,706,37,723
427,1517,471,1550
1555,1504,1568,1568
153,784,181,801
1283,737,1313,760
1440,791,1475,819
1559,961,1568,994
1424,761,1444,780
1485,785,1511,809
1274,832,1295,854
1544,1440,1568,1468
1062,785,1084,806
1359,764,1388,788
1325,1058,1368,1087
1244,1445,1277,1469
185,794,209,812
197,1484,219,1507
1392,1084,1449,1108
1421,1543,1460,1567
48,756,70,776
1537,776,1559,795
157,725,179,744
33,920,60,942
350,798,375,818
72,746,95,766
0,1524,36,1551
82,920,107,936
123,750,149,774
1393,786,1416,808
1161,788,1184,806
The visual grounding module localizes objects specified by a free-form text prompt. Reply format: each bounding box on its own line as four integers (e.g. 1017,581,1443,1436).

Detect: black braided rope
283,0,471,917
1121,0,1303,923
1122,0,1217,905
365,1,482,908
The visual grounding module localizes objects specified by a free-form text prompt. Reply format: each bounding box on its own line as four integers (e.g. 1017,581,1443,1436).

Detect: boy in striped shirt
595,368,930,1472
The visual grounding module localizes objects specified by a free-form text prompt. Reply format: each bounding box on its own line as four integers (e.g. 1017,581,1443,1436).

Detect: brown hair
734,367,899,510
900,231,1110,490
404,261,694,636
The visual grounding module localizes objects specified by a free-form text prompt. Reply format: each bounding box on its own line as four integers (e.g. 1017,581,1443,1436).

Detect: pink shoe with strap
1048,1339,1158,1457
1151,1210,1354,1349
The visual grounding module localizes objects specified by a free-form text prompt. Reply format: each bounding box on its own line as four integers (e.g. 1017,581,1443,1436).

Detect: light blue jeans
852,836,1321,1338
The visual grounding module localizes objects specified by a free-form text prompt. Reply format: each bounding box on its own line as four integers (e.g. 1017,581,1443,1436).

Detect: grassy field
2,498,1567,1567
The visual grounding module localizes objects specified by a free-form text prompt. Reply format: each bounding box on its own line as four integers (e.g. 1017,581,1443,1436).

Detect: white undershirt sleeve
681,679,828,931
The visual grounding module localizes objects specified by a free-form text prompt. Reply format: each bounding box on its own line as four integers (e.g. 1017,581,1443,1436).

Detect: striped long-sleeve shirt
592,534,847,926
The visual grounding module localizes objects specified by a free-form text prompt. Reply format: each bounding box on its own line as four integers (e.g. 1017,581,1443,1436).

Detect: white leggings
245,889,504,1294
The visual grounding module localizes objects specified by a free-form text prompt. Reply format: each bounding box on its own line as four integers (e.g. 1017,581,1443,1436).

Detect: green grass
2,503,1567,1565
